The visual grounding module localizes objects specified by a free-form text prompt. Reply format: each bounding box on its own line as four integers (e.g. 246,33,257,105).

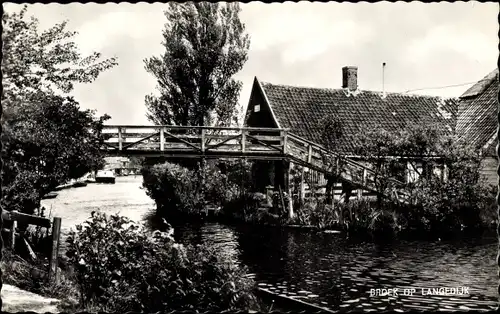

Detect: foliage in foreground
66,212,258,312
2,6,116,214
0,249,79,306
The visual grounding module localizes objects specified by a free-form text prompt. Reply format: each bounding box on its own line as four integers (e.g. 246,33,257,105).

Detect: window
391,162,407,183
254,104,260,112
406,161,423,183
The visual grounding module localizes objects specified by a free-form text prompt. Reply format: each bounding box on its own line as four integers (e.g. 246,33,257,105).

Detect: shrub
222,192,263,221
142,161,241,216
65,212,258,312
477,183,497,228
402,173,495,234
142,162,204,213
292,198,337,229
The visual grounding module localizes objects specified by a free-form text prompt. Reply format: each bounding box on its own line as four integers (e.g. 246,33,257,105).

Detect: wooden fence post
48,217,62,283
10,217,17,250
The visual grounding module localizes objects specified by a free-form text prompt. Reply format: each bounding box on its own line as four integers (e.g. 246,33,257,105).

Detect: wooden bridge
100,125,410,203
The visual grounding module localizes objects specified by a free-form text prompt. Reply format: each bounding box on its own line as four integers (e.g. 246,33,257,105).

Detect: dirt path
1,284,60,312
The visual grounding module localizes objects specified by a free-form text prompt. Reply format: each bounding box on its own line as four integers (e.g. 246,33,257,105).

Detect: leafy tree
319,114,344,153
144,2,250,128
349,122,492,235
2,6,117,99
1,6,117,214
317,114,348,201
353,128,404,205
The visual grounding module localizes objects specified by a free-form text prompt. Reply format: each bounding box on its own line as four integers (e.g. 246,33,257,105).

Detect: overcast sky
4,2,498,125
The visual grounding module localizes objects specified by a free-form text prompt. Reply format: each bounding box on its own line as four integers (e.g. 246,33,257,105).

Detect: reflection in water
43,177,498,311
41,176,155,234
174,223,498,312
40,176,155,252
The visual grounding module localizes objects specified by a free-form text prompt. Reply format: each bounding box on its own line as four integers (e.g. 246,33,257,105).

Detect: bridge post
342,182,353,221
358,168,367,199
299,166,305,203
274,160,290,192
281,130,288,154
241,129,246,153
201,129,205,153
118,127,123,151
160,127,165,151
282,161,293,219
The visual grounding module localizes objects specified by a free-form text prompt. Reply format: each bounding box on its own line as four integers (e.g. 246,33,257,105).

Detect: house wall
480,157,497,186
245,82,282,192
244,83,278,129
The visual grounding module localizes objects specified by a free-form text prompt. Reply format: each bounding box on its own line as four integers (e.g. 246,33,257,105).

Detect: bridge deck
100,125,409,203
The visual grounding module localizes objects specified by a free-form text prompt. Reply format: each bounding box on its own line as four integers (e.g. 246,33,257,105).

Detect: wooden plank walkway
100,125,409,203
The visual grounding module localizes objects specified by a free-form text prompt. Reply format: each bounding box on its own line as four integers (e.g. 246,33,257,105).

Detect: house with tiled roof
244,66,459,195
456,68,498,185
104,156,131,176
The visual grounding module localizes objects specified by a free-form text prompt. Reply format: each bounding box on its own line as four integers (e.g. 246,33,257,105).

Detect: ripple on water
182,213,496,312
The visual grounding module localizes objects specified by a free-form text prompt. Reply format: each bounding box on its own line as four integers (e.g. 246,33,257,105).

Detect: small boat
83,173,96,183
96,170,116,184
73,181,88,188
42,192,58,200
54,182,73,191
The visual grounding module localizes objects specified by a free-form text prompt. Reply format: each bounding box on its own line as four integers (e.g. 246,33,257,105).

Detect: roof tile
457,69,498,156
260,82,458,154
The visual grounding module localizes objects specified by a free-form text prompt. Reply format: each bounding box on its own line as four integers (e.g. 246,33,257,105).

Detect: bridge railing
286,132,408,201
101,125,409,203
101,125,289,155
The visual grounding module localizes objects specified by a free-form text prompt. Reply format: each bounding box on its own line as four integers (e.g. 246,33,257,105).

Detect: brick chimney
342,66,358,91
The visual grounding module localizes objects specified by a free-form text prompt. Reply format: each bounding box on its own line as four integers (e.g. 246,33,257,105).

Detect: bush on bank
142,161,241,215
65,212,259,312
141,149,496,239
141,160,279,225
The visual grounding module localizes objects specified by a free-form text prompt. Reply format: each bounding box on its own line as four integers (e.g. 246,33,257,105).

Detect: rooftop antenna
382,62,386,98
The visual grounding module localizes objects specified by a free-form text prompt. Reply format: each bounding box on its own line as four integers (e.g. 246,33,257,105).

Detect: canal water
41,176,499,312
